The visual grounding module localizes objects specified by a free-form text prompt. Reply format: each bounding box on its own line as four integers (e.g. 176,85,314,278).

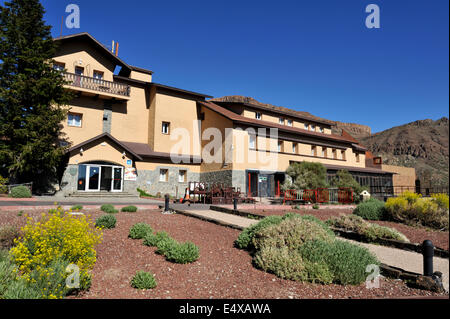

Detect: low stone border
172,209,245,231
210,205,449,259
210,205,265,220
331,227,449,259
380,263,446,293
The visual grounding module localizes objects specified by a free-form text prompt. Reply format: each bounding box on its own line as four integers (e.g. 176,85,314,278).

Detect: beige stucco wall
130,70,152,82
231,128,365,172
200,106,234,173
152,93,202,156
110,85,149,144
241,108,332,135
382,164,416,188
136,161,201,173
54,41,116,81
61,96,105,146
68,136,133,166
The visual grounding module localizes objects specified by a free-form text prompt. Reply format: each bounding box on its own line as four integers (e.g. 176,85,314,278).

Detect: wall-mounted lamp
122,152,126,158
80,148,84,155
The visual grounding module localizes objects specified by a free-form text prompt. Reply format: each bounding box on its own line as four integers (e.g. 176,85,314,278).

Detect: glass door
111,167,123,192
87,165,101,191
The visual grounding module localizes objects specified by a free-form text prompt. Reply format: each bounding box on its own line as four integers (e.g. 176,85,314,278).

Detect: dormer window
53,62,65,72
287,120,293,127
279,118,284,125
311,124,316,131
255,112,262,120
320,127,324,133
304,123,309,130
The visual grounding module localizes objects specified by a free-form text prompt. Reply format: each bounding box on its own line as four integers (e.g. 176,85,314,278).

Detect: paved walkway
177,208,449,292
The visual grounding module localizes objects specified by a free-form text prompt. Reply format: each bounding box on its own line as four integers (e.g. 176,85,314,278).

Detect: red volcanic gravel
0,209,447,299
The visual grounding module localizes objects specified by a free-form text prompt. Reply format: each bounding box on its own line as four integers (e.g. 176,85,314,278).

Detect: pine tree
0,0,72,192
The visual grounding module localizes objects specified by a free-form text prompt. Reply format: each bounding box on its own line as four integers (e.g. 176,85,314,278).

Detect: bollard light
233,198,238,211
164,194,170,212
422,240,434,277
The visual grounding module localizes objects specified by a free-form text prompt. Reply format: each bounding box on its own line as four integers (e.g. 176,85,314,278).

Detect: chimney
115,42,119,57
112,40,115,54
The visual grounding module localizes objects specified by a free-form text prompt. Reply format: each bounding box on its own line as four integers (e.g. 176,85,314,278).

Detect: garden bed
1,209,446,299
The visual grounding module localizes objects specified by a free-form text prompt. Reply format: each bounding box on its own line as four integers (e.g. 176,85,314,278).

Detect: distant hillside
360,118,449,186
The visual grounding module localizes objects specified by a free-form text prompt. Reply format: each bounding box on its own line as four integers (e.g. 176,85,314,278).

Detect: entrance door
87,166,101,191
100,166,112,191
111,167,123,192
258,174,269,197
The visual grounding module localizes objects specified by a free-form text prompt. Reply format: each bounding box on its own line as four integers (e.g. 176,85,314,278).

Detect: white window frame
68,113,82,127
304,123,309,130
279,118,284,125
159,169,168,182
255,112,262,120
249,134,256,149
311,124,316,131
178,170,187,183
292,143,297,153
287,119,293,127
162,122,170,135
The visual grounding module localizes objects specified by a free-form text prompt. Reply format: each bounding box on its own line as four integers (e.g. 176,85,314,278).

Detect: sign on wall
124,167,137,181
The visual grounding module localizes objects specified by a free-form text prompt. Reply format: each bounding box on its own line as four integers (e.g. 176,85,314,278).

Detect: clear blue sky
24,1,450,132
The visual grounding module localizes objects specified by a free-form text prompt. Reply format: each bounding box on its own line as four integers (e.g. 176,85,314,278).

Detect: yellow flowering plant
9,208,103,298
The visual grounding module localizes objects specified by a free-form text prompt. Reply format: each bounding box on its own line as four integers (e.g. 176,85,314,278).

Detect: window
68,113,82,127
332,149,337,159
53,62,65,72
311,146,316,156
279,118,284,125
255,112,262,120
311,124,316,132
178,170,187,183
320,127,325,133
356,153,360,163
277,141,283,152
341,150,346,160
292,143,297,153
159,169,168,182
93,70,104,82
304,123,309,130
249,134,256,149
162,122,170,135
75,66,84,76
287,120,293,127
322,147,327,158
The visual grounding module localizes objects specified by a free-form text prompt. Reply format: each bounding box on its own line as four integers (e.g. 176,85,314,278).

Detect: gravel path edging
331,227,449,259
173,209,246,231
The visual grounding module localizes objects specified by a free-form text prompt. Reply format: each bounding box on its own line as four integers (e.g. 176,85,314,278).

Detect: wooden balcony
63,72,130,100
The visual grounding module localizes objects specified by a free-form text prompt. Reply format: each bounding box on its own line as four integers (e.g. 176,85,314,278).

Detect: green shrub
9,186,32,198
137,188,153,198
252,216,335,251
95,214,116,229
71,205,83,211
121,205,138,213
131,271,157,289
129,223,153,239
253,246,308,281
298,240,379,285
0,259,17,297
0,176,8,194
353,198,386,220
0,225,20,250
235,215,285,250
327,215,409,243
164,242,200,264
155,236,178,256
2,277,41,299
100,204,118,214
0,249,9,263
143,231,170,247
312,204,320,210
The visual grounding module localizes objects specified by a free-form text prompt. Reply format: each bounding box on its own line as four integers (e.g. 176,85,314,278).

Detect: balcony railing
63,72,130,97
